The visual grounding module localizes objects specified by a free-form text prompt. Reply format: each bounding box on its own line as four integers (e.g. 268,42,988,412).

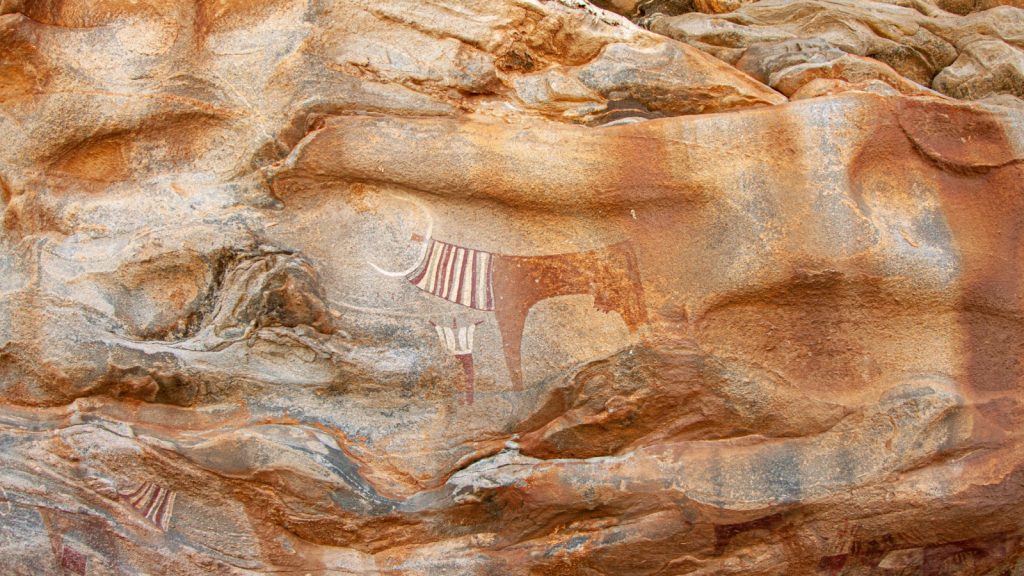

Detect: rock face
1,0,1023,574
645,0,1024,106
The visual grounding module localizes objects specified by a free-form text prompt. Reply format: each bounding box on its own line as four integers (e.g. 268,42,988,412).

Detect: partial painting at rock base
1,0,1023,574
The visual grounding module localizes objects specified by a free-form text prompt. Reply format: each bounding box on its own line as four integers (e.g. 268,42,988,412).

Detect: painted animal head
366,193,435,277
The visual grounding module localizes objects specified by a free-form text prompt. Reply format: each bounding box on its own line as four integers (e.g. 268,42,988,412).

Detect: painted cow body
404,236,647,390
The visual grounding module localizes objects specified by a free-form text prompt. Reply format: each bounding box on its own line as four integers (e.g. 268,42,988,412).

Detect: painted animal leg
623,277,648,333
494,301,530,391
617,246,648,332
457,353,475,404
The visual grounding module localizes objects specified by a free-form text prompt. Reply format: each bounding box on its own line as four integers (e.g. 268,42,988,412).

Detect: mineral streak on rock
1,0,1023,574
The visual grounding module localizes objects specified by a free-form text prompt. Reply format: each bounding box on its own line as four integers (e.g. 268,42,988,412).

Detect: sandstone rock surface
645,0,1024,106
1,0,1023,574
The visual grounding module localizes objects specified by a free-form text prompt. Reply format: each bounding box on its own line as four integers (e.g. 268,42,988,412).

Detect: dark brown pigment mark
60,540,87,575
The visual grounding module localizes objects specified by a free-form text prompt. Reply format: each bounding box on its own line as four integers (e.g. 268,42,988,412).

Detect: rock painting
369,196,648,392
2,0,1023,571
432,319,484,404
119,482,176,532
60,539,87,575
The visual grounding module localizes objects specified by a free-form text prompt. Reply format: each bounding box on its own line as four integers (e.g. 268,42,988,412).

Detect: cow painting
369,197,648,390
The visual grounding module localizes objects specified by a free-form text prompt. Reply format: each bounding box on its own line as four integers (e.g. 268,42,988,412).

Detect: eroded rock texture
1,0,1023,574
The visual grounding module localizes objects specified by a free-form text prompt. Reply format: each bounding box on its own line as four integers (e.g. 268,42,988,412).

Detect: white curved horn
366,194,434,277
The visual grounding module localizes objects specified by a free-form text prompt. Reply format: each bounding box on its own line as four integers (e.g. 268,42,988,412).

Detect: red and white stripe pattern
120,482,175,531
407,239,494,311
